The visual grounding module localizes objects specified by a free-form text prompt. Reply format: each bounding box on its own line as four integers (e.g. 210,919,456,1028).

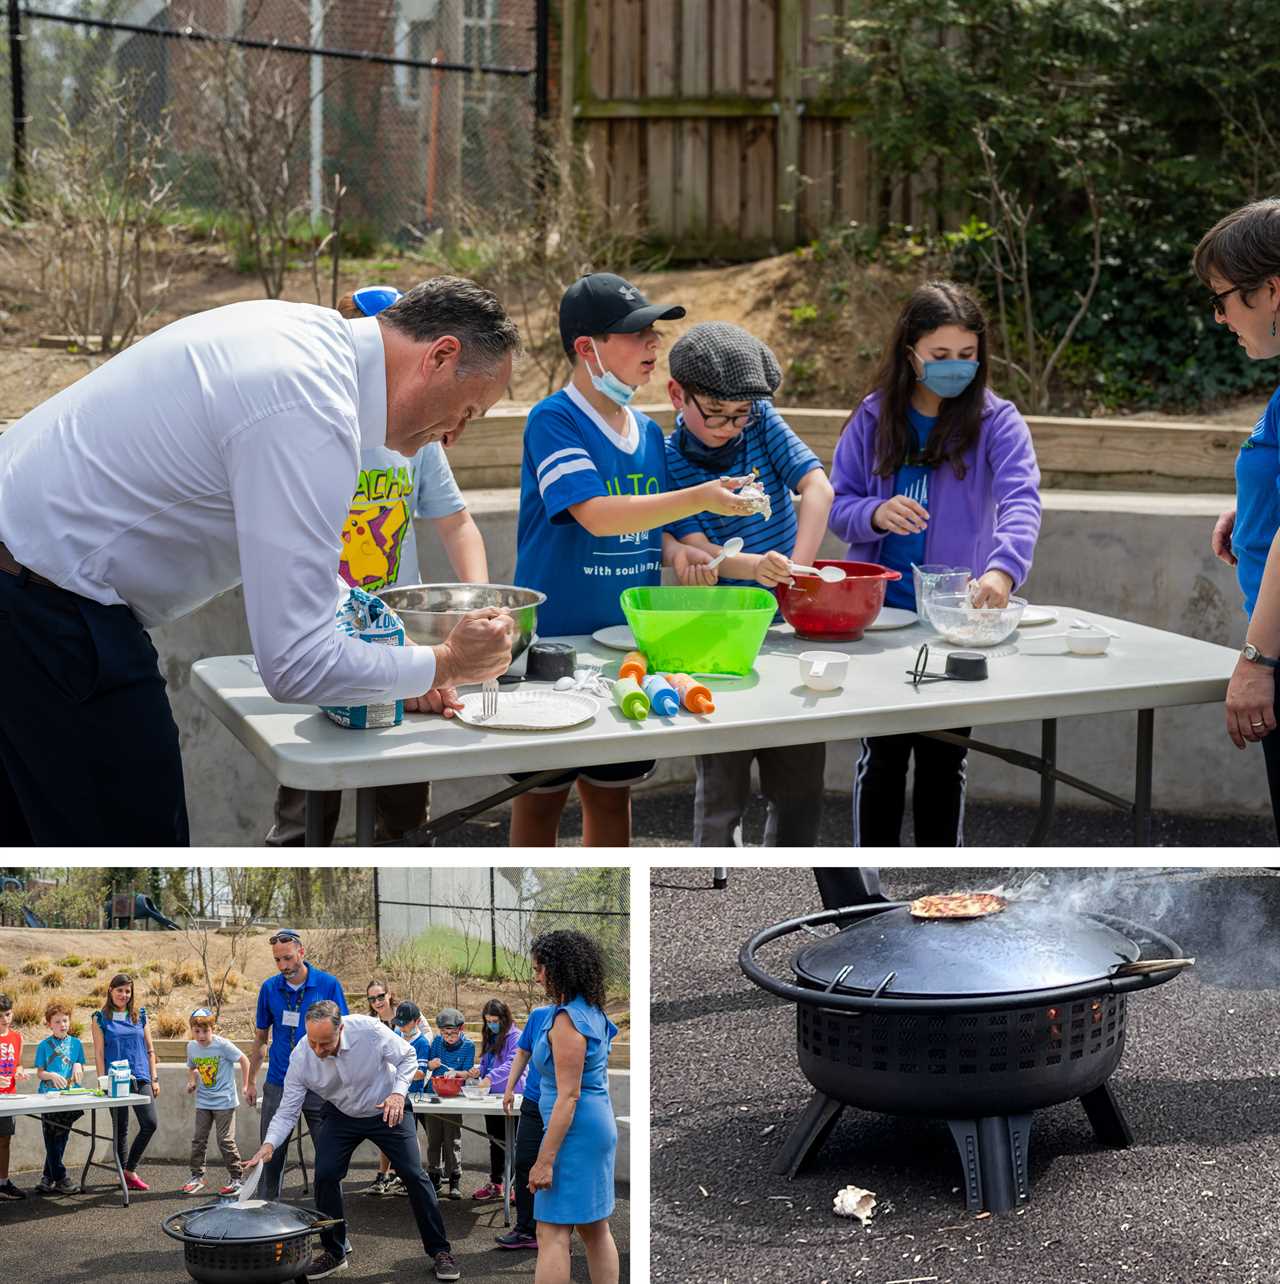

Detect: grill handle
740,904,1188,1013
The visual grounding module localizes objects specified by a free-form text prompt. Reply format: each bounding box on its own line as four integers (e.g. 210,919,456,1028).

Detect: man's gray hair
305,999,343,1028
379,275,521,377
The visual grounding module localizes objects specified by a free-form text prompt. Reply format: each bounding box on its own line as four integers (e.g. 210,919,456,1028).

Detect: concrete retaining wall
6,1064,630,1185
156,487,1261,845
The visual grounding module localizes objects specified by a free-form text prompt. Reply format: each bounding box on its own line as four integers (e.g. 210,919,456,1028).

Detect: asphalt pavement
0,1154,629,1283
446,787,1276,846
651,865,1280,1284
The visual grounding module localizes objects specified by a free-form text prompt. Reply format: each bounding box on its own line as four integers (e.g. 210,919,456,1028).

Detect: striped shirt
665,402,823,584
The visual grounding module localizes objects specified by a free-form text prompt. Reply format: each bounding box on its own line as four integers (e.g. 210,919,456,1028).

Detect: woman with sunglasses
829,281,1041,845
1195,200,1280,834
91,974,158,1190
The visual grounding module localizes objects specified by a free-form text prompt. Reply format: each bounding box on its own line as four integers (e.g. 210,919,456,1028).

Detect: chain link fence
376,867,631,1001
3,0,540,241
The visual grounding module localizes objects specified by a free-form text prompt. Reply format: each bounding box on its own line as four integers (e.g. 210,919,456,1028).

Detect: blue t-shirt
187,1034,243,1110
665,402,823,586
516,1004,554,1105
1234,388,1280,617
426,1033,475,1087
255,967,349,1087
35,1034,85,1093
397,1028,433,1096
879,407,937,609
515,385,670,636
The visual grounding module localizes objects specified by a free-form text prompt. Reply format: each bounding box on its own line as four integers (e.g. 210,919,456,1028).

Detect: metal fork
481,678,499,720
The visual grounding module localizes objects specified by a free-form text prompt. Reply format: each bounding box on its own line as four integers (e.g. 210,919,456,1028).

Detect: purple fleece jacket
829,390,1042,587
477,1024,526,1096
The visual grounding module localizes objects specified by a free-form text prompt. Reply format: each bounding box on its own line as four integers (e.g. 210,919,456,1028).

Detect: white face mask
587,339,638,407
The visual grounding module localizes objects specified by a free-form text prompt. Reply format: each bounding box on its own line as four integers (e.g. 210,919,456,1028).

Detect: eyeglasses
1209,284,1246,317
688,391,754,431
269,930,302,945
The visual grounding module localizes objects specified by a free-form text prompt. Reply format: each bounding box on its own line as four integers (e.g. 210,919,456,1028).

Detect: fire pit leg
947,1114,1034,1213
772,1091,845,1179
1079,1081,1133,1148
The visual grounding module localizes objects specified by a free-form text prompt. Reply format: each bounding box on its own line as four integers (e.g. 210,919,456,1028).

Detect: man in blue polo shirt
246,928,348,1200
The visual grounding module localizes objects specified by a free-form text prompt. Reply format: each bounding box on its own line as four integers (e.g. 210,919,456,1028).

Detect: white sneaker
181,1175,208,1195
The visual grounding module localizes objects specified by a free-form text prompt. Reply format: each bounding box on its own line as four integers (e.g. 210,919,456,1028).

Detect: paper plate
591,624,638,651
1017,607,1059,627
456,689,599,732
865,607,918,630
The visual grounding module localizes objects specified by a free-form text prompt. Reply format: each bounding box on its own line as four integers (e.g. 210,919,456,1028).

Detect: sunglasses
369,993,388,1003
269,930,302,945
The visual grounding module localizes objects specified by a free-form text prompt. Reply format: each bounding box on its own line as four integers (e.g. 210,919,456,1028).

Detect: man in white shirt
243,1002,459,1281
0,276,517,845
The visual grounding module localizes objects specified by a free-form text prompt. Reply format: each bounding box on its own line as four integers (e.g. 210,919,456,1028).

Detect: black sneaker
495,1229,538,1250
52,1178,79,1194
433,1251,461,1281
0,1182,26,1201
387,1175,407,1196
305,1249,349,1279
446,1175,461,1200
363,1173,391,1196
33,1180,56,1196
429,1170,443,1194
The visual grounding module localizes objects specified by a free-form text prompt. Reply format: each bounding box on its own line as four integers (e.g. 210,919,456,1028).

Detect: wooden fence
563,0,931,258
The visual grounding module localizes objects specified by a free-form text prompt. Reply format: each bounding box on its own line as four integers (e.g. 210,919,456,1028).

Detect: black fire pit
740,897,1192,1213
162,1200,344,1284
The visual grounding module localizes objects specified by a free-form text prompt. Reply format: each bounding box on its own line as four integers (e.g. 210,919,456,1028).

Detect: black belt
0,542,59,590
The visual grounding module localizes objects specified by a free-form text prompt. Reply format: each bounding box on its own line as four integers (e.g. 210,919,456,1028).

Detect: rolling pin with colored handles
612,676,650,720
666,673,715,714
619,651,648,682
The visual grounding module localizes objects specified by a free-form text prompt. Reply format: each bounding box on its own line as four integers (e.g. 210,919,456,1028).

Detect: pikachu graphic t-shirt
186,1034,243,1110
339,442,465,592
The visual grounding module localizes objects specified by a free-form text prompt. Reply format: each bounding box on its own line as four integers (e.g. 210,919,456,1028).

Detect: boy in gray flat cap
665,321,835,847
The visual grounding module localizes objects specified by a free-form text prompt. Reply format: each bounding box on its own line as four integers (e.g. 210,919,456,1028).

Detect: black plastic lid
182,1200,320,1241
792,902,1140,998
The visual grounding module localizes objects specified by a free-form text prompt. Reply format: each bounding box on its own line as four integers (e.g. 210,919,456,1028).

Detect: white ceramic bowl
798,650,850,691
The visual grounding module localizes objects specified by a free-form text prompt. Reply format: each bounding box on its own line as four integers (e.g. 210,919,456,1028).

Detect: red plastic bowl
775,560,902,642
433,1075,464,1098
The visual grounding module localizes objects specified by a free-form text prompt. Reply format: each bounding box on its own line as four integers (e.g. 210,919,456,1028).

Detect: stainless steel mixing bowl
377,583,546,661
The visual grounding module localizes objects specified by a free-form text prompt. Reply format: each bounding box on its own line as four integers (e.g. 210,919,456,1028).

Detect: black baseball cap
559,272,686,355
394,1001,421,1026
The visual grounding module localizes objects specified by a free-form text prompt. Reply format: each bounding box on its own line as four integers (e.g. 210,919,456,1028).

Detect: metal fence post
489,867,498,978
7,0,27,217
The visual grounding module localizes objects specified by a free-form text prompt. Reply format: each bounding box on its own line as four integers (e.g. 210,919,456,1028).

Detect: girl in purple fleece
829,281,1041,845
467,999,526,1201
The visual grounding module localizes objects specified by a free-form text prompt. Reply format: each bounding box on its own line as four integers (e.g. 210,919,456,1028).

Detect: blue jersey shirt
254,966,348,1087
516,1004,554,1106
665,402,822,588
397,1028,433,1096
35,1034,86,1093
515,385,670,636
879,407,937,609
1234,388,1280,617
425,1033,475,1088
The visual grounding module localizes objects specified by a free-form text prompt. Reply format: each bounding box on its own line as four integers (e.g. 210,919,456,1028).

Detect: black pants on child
482,1114,506,1185
853,730,971,846
512,1097,544,1238
41,1111,82,1184
112,1079,157,1172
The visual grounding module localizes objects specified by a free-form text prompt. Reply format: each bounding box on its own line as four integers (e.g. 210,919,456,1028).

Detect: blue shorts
509,760,656,794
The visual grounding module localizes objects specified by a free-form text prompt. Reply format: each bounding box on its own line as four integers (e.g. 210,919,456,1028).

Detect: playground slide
22,907,46,929
134,894,180,931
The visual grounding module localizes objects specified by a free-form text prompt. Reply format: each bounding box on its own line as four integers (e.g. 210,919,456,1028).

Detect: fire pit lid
793,901,1141,998
176,1200,321,1242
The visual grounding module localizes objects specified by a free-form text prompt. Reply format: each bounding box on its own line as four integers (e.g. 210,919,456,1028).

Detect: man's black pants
512,1097,544,1238
315,1105,451,1260
0,572,189,845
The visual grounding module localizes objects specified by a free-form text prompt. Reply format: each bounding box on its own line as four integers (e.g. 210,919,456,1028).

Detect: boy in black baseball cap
511,274,762,847
664,321,835,848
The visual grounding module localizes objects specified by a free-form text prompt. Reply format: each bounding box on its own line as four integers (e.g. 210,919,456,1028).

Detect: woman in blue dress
1195,199,1280,835
527,930,619,1284
89,973,158,1190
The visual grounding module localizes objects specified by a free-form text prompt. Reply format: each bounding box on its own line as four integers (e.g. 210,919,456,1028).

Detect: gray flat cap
669,322,783,401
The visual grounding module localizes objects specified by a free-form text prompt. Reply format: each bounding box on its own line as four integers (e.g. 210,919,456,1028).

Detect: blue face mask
913,347,979,399
588,339,638,407
485,1019,501,1032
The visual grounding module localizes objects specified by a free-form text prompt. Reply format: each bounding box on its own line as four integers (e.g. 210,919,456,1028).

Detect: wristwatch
1241,642,1280,668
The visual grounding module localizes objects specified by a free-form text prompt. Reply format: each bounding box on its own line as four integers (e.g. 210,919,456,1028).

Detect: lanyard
282,976,308,1049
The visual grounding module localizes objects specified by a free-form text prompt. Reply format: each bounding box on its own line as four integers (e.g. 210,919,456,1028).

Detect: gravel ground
444,786,1275,847
651,865,1280,1284
0,1155,629,1283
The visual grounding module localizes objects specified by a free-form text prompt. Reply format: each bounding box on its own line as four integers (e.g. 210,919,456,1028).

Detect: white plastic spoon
790,563,847,584
706,537,744,570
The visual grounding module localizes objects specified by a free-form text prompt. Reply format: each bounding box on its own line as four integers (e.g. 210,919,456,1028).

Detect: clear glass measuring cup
911,563,972,626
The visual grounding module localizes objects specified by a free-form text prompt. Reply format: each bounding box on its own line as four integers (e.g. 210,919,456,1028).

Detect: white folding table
0,1091,151,1206
410,1093,520,1226
192,607,1237,846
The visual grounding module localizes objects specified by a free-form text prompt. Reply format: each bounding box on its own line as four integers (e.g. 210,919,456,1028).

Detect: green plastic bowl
620,586,777,676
